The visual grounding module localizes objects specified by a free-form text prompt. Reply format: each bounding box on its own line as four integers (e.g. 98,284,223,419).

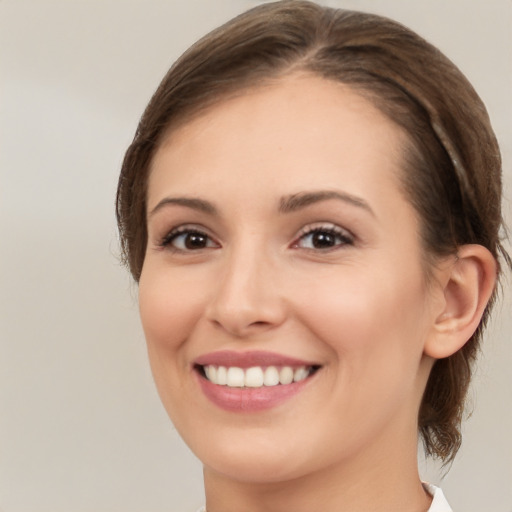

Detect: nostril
205,289,286,336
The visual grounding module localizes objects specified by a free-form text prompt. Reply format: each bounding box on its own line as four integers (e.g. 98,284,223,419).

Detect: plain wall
1,1,510,511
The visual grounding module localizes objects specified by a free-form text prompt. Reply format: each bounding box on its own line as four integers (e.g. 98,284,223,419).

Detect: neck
203,430,432,512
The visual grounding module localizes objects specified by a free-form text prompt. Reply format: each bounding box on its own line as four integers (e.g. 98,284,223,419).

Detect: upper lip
194,350,319,369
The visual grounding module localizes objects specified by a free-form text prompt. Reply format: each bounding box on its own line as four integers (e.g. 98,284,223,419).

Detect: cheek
138,266,206,357
292,264,429,380
138,265,209,419
297,269,429,441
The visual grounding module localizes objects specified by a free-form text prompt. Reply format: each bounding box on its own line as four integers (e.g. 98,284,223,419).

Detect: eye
294,225,353,250
161,227,219,252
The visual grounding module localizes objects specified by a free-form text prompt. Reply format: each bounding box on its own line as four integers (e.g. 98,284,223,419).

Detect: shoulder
423,482,453,512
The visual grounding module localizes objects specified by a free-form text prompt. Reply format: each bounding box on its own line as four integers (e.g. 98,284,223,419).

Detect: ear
424,244,497,359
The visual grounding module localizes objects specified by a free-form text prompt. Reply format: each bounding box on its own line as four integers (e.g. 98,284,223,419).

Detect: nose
205,243,286,338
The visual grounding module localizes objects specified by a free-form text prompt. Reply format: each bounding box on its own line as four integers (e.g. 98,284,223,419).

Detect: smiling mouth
195,364,320,388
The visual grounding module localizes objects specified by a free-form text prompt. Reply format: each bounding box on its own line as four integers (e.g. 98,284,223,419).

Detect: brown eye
310,231,337,248
183,232,209,249
296,227,353,250
163,229,219,251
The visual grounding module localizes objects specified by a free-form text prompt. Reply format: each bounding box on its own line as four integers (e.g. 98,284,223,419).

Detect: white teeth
294,367,309,382
279,366,294,385
226,367,245,387
216,366,227,385
263,366,280,386
245,367,264,387
203,364,313,388
205,365,216,382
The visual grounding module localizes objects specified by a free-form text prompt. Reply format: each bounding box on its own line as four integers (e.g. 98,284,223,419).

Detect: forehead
148,74,408,212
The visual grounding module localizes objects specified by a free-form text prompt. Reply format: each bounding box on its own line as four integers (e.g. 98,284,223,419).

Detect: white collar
423,482,453,512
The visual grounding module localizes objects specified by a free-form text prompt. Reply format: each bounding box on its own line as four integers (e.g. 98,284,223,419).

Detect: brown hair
116,0,509,463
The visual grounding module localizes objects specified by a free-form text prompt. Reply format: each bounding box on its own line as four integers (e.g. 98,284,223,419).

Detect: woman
116,1,509,511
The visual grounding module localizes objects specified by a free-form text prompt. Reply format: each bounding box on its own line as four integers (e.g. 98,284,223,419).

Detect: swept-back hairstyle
117,0,509,463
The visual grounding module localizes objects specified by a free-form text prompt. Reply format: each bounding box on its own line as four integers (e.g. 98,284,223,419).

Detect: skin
139,75,473,512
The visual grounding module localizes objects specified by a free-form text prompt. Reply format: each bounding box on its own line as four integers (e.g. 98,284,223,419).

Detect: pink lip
197,376,312,412
194,350,316,369
193,350,320,413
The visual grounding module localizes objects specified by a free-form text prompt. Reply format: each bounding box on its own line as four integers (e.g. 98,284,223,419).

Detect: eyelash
292,224,354,251
159,223,354,253
159,225,219,252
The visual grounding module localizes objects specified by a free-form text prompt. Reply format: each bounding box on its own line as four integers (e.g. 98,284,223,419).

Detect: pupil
185,233,207,249
313,232,335,248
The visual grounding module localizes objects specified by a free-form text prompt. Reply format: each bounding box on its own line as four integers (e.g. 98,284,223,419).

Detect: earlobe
424,244,497,359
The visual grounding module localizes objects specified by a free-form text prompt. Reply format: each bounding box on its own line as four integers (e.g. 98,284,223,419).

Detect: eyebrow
149,197,218,217
279,190,375,216
149,190,374,218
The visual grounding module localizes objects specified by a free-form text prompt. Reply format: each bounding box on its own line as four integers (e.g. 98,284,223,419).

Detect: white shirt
423,483,453,512
195,484,453,512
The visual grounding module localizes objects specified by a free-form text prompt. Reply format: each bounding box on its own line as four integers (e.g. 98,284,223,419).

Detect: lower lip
196,371,314,412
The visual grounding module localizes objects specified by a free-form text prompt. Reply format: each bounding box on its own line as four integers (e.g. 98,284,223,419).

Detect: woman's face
139,75,442,483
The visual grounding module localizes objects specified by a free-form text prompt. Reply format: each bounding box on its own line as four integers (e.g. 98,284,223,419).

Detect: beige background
1,1,510,511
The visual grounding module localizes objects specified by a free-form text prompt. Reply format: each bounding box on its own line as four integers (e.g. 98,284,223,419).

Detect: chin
203,452,308,485
182,423,316,484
